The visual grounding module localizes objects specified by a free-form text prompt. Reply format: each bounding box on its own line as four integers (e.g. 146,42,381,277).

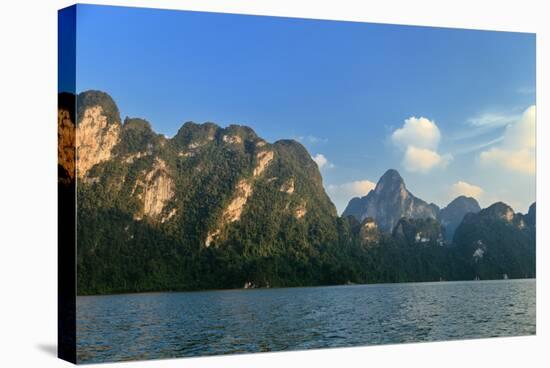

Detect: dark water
76,279,535,363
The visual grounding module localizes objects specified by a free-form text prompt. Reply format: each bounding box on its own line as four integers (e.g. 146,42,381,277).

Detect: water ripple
77,279,536,363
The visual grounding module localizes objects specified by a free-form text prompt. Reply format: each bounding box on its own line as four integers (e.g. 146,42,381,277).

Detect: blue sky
73,4,536,213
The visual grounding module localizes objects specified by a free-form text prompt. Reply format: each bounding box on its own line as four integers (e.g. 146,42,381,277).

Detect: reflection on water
77,279,535,363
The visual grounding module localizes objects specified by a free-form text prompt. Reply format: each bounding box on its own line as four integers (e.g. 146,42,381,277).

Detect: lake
76,279,535,363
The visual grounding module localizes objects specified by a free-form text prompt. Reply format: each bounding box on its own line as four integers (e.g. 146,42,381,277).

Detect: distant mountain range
343,170,485,241
59,91,536,295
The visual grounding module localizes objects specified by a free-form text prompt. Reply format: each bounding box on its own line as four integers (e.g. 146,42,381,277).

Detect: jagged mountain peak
375,169,405,192
62,90,537,294
459,201,527,231
172,121,220,147
274,139,314,161
378,169,405,185
342,169,438,233
171,121,264,150
453,200,535,279
77,90,121,126
71,90,338,255
483,202,515,221
446,195,480,208
440,196,481,242
122,117,153,131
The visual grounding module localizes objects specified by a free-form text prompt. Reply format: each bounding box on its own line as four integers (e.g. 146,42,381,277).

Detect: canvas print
58,4,536,364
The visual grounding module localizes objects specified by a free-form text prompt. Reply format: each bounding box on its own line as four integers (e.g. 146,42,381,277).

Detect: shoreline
76,277,536,298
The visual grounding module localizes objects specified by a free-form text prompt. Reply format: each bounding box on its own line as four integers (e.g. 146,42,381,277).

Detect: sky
72,4,536,214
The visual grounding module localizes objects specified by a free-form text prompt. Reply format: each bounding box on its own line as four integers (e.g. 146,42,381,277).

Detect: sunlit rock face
58,106,76,184
76,105,121,178
343,169,439,233
205,149,275,246
280,178,295,194
205,179,253,246
253,150,274,177
133,158,175,221
294,200,307,219
358,217,380,245
63,90,337,251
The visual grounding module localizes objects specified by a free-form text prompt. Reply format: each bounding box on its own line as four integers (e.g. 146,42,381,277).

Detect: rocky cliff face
76,105,121,177
76,92,336,239
58,93,76,185
69,90,536,294
75,91,122,178
392,217,445,246
358,217,381,245
74,91,340,293
133,158,175,221
206,148,275,240
440,196,481,242
342,169,439,233
453,202,536,279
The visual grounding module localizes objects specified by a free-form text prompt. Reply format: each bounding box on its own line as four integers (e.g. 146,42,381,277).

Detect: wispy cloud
452,136,504,155
467,112,521,128
448,107,528,154
297,135,328,144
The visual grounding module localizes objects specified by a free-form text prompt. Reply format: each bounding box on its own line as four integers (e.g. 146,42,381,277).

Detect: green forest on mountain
59,91,536,295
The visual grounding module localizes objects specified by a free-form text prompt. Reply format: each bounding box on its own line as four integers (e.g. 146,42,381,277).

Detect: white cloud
402,146,452,173
479,105,535,175
327,180,376,198
450,109,523,143
391,116,451,174
502,106,536,150
326,179,376,214
312,153,334,169
449,181,483,200
480,148,534,174
391,117,441,150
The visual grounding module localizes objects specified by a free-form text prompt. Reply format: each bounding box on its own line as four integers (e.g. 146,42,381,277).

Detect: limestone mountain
342,169,439,233
58,92,76,185
439,196,481,242
453,202,536,279
61,91,536,294
71,91,340,294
